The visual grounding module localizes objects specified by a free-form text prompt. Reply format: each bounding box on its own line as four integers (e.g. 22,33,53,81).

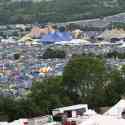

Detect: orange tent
39,67,50,73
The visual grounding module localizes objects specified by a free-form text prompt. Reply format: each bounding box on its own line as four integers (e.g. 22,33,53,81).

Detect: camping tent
41,31,72,44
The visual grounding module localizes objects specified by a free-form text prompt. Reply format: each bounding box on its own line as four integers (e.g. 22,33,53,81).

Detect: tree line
0,0,125,24
0,55,125,121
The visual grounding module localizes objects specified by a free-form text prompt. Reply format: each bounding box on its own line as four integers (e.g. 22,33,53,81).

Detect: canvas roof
98,29,125,40
52,104,88,115
104,99,125,118
41,32,72,44
80,115,125,125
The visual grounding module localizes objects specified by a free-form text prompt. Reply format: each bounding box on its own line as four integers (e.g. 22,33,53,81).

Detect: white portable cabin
52,104,88,118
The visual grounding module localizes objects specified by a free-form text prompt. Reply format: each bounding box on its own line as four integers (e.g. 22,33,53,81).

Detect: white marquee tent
79,115,125,125
104,99,125,118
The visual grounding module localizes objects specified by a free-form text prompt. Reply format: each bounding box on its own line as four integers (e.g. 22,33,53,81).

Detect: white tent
0,122,9,125
98,29,125,40
54,39,90,45
104,99,125,118
79,115,125,125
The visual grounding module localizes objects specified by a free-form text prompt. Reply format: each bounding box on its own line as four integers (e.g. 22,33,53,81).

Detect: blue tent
41,31,72,44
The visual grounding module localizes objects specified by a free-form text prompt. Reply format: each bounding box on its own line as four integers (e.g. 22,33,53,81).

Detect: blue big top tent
41,31,72,44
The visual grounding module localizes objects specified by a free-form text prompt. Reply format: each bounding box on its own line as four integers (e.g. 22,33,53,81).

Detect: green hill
0,0,125,24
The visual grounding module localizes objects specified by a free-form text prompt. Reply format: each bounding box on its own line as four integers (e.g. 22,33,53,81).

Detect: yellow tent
18,34,33,43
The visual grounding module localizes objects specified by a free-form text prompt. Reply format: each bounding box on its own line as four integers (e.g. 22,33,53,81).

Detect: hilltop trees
0,0,125,24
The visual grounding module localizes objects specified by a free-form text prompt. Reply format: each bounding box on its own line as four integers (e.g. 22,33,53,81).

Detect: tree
63,55,108,107
0,96,17,121
30,77,72,114
13,98,36,119
105,70,125,106
106,51,125,59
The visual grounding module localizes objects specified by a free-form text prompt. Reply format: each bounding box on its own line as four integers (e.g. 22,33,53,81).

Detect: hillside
0,0,125,24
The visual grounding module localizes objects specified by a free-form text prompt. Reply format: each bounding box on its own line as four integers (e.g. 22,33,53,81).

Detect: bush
14,53,20,60
43,48,66,59
106,51,125,59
